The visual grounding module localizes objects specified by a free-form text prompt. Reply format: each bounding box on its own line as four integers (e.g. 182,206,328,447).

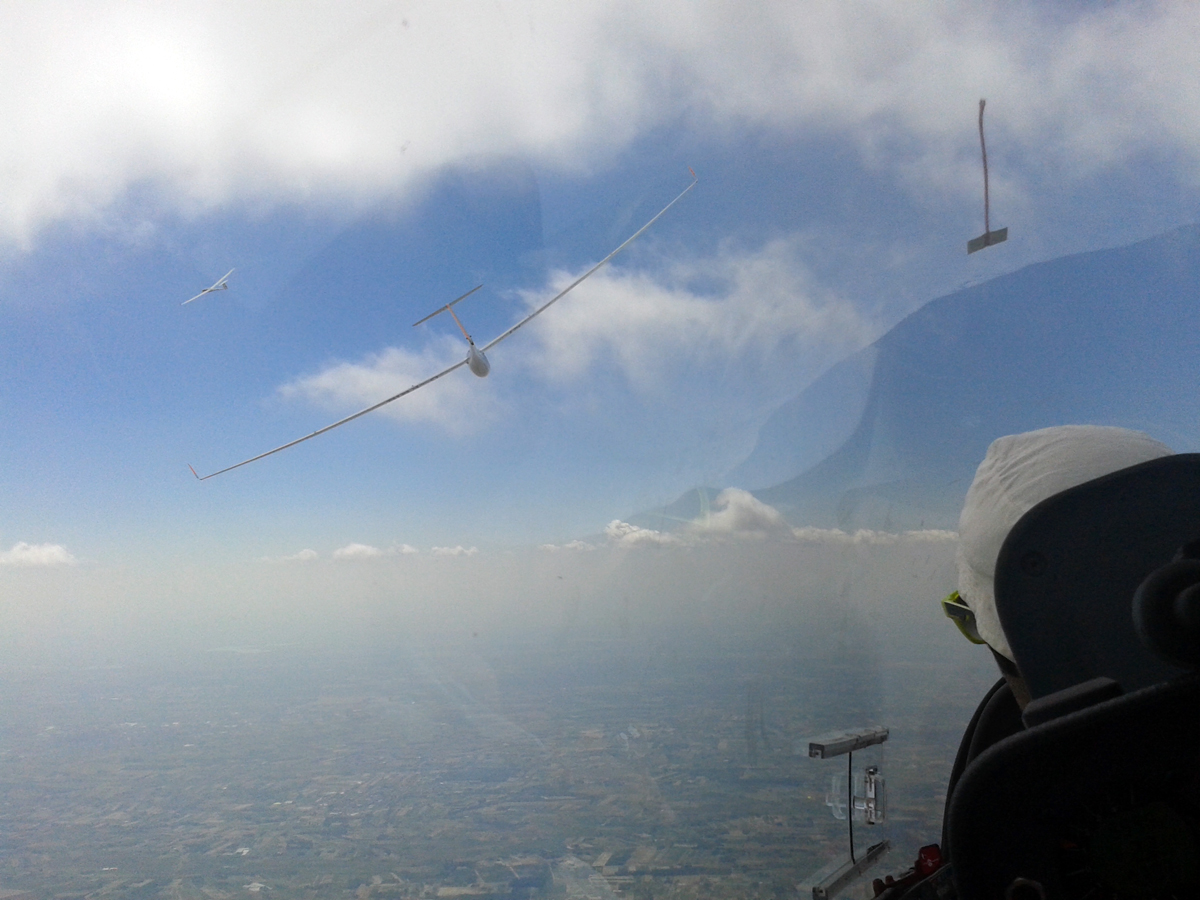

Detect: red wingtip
688,166,697,180
188,463,200,480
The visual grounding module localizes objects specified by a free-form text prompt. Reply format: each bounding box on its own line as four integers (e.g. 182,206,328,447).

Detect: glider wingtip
688,166,697,181
188,463,202,480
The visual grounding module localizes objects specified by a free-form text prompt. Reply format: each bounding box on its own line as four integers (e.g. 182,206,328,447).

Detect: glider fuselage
467,344,490,378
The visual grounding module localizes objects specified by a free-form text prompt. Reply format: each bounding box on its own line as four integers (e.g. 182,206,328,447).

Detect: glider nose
468,346,490,378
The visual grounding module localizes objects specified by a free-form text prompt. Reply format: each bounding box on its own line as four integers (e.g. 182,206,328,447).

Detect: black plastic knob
1133,558,1200,668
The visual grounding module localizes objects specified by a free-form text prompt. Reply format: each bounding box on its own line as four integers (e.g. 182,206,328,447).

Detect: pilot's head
947,425,1173,707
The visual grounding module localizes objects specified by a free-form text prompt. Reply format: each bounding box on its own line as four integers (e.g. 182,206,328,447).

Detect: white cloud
333,542,384,559
791,526,958,546
0,541,77,567
259,548,319,563
431,545,479,556
520,238,869,391
320,542,418,559
688,488,793,538
539,540,596,552
277,337,498,435
278,237,870,426
2,3,1199,244
603,500,958,550
604,520,683,548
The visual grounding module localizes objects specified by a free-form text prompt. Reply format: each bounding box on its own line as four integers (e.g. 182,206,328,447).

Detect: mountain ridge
641,224,1200,533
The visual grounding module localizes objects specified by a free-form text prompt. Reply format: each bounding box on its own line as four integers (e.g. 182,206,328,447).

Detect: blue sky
3,2,1200,657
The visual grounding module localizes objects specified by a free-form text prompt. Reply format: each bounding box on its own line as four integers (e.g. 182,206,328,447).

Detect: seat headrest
994,453,1200,700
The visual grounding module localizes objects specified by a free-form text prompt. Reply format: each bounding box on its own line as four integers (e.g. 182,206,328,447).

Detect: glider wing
182,268,236,305
190,357,469,480
481,173,696,353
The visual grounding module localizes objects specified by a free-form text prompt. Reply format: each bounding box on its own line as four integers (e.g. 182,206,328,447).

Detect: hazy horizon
2,4,1198,897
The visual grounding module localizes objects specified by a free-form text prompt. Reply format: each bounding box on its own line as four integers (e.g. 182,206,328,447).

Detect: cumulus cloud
539,540,596,552
520,238,869,391
332,542,384,559
259,548,319,563
791,526,958,545
278,236,870,427
431,545,479,556
602,497,958,550
688,488,793,538
2,3,1199,244
604,520,683,548
0,542,77,567
323,542,418,559
277,337,498,435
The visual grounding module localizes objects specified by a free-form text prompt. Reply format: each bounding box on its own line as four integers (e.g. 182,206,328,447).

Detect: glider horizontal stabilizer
967,227,1007,254
412,284,484,327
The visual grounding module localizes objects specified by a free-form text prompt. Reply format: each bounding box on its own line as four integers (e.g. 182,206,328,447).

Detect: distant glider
182,268,235,305
189,171,697,480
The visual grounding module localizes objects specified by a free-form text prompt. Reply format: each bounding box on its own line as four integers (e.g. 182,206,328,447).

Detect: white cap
956,425,1173,661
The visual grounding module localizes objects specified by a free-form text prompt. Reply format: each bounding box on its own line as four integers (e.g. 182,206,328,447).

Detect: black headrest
994,453,1200,701
947,674,1200,897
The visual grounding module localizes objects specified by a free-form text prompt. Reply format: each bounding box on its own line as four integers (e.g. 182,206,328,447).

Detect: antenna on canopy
967,99,1008,254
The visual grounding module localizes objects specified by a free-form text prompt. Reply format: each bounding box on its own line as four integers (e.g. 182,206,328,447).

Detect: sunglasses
941,591,987,645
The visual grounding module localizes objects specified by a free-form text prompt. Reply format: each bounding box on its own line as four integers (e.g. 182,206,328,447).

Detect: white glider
182,268,235,305
412,283,491,377
189,172,697,481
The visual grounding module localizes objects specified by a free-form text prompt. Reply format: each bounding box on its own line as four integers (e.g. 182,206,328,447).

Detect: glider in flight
411,283,491,377
182,268,236,305
189,171,697,480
